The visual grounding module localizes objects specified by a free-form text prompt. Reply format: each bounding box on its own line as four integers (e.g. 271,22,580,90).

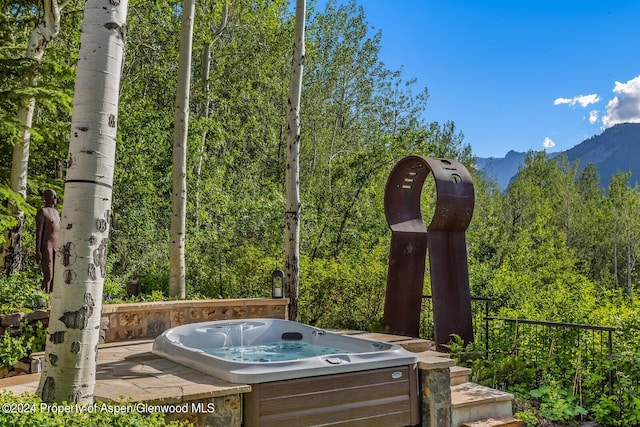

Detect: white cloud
554,97,573,105
576,94,601,107
589,110,599,124
543,137,556,149
554,94,601,107
602,75,640,127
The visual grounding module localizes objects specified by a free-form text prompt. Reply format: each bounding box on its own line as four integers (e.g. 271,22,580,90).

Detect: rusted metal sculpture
36,189,60,293
383,156,474,351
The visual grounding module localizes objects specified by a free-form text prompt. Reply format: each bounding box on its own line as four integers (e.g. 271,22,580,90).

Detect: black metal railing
485,316,615,360
483,316,617,392
420,295,491,346
420,294,620,395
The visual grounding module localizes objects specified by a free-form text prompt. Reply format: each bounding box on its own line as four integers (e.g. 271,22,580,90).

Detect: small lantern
271,269,284,298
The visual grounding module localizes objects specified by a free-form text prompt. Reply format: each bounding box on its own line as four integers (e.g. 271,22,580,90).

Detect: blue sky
311,1,640,158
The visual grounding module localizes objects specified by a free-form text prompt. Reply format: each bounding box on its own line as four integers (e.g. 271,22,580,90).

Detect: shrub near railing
484,317,616,387
446,316,637,426
480,318,615,424
587,347,640,426
420,296,639,426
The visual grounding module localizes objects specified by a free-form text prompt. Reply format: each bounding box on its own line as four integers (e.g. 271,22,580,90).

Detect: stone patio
3,340,251,426
1,320,515,426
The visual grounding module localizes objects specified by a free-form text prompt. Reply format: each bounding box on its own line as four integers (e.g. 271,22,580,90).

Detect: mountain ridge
476,122,640,190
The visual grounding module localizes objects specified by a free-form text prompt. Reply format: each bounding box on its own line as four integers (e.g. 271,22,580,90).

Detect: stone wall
100,298,288,343
1,298,288,377
0,310,49,336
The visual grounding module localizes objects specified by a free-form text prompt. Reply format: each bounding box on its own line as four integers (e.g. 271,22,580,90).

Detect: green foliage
0,392,188,427
462,152,640,424
586,349,640,426
0,185,37,245
529,381,587,424
0,1,78,193
513,409,539,427
0,321,46,369
0,270,46,314
102,276,128,301
299,242,388,331
445,334,537,391
4,1,640,423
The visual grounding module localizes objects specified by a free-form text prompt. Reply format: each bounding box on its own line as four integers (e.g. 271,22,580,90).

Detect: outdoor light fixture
271,269,284,299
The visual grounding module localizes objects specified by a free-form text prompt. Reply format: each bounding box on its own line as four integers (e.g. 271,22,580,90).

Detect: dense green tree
573,163,611,286
467,171,508,296
109,0,180,289
608,171,640,297
5,0,636,336
0,1,79,271
109,0,292,296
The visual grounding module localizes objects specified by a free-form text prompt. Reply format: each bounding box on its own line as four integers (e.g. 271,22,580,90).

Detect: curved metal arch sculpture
383,156,474,351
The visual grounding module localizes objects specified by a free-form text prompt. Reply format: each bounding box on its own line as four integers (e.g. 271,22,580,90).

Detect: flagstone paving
1,340,251,403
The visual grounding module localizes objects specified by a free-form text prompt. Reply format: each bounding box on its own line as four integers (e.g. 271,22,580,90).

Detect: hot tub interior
152,319,417,383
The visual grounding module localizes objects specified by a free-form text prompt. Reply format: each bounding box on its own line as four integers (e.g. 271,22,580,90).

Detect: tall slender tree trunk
626,230,633,298
613,218,619,289
194,43,211,228
194,1,228,228
169,0,196,299
37,0,128,404
284,0,306,321
2,1,68,274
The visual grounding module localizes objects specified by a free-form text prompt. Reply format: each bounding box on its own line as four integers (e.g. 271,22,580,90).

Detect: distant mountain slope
476,123,640,190
476,150,528,190
564,123,640,188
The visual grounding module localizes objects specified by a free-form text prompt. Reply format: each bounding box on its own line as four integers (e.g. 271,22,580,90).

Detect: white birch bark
194,1,228,226
2,0,69,272
169,0,196,299
284,0,306,321
36,0,128,404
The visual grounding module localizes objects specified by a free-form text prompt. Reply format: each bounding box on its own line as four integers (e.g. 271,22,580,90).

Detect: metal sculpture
383,156,474,351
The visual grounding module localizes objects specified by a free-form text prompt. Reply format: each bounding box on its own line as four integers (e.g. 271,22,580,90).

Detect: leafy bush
102,276,128,301
299,243,388,331
0,185,36,245
0,321,47,369
588,350,640,426
529,381,587,424
0,271,47,314
213,244,280,299
513,409,538,427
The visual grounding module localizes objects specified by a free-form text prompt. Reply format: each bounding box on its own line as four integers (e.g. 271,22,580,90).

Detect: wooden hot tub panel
243,364,419,427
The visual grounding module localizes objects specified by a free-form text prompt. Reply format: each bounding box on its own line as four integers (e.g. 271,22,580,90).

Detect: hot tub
153,319,420,426
152,318,417,383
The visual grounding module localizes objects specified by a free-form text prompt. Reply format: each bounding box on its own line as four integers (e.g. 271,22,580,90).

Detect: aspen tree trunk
37,0,128,404
194,1,228,226
2,0,68,273
284,0,306,321
626,230,633,298
194,43,211,227
169,0,196,299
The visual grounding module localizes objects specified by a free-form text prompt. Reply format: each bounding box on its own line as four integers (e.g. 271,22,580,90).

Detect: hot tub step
451,382,514,427
334,330,435,353
450,365,472,385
